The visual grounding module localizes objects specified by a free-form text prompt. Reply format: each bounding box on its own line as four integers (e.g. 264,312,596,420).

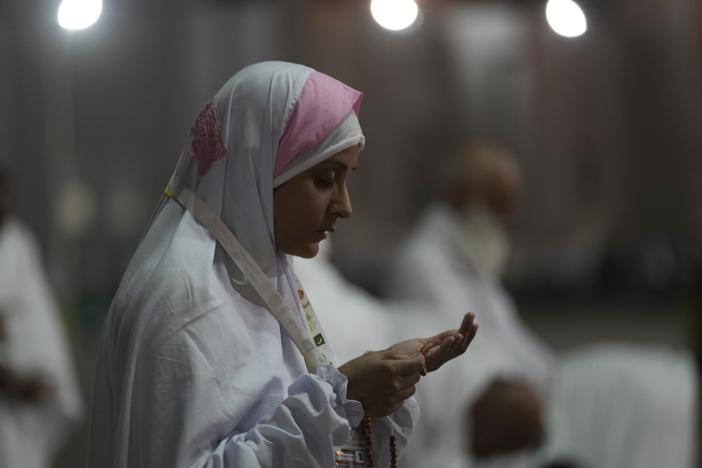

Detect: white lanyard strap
165,186,334,372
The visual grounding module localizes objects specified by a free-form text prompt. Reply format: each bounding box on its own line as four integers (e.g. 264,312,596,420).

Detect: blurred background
1,0,701,466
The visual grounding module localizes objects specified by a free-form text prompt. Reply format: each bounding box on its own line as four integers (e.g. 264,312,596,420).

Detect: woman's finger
458,312,475,335
434,335,455,358
450,332,464,354
436,328,460,342
426,335,456,369
392,353,425,376
457,323,478,353
395,371,421,389
465,323,479,348
394,385,416,402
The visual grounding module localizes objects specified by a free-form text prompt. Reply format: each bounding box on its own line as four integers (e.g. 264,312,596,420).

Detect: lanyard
164,186,335,372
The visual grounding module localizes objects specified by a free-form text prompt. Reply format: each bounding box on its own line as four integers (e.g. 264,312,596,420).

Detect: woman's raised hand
387,312,478,373
338,313,478,416
338,349,425,417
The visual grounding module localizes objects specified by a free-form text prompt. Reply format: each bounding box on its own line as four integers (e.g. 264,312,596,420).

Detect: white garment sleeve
203,367,419,468
192,364,362,468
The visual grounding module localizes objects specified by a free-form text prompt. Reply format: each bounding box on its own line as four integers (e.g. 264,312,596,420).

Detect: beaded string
363,417,376,468
419,342,433,376
363,417,397,468
389,431,397,468
361,342,433,468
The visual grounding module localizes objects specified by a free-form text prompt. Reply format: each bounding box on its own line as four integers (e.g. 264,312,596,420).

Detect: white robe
543,344,698,468
0,218,82,468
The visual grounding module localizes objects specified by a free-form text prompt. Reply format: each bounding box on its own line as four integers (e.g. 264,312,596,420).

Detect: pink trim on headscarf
189,100,228,176
274,71,363,177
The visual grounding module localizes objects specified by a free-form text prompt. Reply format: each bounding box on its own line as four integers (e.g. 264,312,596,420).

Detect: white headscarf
120,61,364,330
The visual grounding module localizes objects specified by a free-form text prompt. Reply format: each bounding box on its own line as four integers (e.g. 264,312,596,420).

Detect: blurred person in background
0,167,83,468
387,145,551,468
88,61,478,468
386,145,698,468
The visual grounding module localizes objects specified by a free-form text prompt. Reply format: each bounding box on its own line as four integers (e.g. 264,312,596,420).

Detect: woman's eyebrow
319,160,349,171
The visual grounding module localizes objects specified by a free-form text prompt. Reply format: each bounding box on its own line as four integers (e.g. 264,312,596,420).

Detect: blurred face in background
452,147,523,277
454,147,523,227
483,157,522,227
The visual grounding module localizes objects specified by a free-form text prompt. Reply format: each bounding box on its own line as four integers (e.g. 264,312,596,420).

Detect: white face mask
456,207,511,278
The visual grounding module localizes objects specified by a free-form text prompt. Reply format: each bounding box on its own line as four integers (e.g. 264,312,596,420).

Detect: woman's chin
302,242,321,258
287,242,320,259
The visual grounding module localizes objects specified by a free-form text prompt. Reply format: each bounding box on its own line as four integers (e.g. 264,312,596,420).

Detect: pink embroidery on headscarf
189,100,228,176
275,71,363,177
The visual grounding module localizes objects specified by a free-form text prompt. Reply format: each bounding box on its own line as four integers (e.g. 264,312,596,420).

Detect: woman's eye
314,177,334,189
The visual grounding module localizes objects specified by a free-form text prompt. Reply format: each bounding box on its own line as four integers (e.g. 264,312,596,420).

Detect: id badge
334,428,369,467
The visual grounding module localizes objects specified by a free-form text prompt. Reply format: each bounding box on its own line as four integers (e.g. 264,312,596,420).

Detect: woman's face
273,145,360,258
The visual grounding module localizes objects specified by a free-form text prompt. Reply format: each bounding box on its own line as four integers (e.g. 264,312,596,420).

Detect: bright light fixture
370,0,419,31
57,0,103,31
545,0,587,38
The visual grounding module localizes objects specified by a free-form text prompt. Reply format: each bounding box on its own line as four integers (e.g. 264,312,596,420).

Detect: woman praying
88,61,477,468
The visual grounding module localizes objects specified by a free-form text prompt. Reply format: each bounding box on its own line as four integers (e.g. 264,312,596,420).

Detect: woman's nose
331,186,353,219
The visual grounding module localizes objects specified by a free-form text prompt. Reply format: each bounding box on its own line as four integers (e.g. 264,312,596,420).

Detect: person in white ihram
386,146,549,468
0,167,83,468
387,145,698,468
